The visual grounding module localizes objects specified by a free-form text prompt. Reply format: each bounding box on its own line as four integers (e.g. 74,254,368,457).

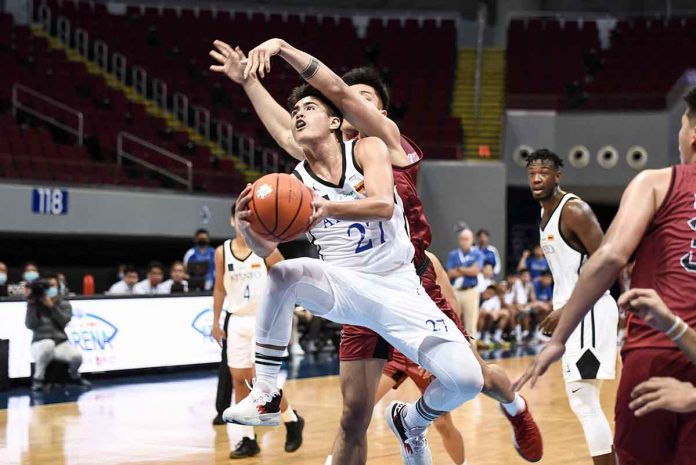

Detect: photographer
25,273,91,391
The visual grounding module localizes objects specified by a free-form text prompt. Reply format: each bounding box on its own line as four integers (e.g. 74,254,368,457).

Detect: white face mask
0,273,6,285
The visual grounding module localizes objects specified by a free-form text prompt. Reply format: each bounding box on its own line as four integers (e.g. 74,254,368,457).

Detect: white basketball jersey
539,193,609,310
223,239,268,316
292,139,414,274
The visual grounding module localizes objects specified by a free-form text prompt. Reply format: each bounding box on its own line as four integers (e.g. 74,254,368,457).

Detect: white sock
404,400,434,429
502,393,526,416
237,424,254,439
281,404,298,423
255,345,284,391
324,455,333,465
494,328,503,339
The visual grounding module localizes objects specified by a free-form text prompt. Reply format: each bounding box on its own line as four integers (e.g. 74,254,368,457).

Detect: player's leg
327,359,385,465
565,380,615,465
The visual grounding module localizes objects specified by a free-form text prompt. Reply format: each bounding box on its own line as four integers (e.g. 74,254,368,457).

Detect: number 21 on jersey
347,222,386,254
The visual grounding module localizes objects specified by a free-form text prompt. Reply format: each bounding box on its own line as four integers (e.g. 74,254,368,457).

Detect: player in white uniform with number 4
526,149,618,465
223,76,484,465
211,204,304,459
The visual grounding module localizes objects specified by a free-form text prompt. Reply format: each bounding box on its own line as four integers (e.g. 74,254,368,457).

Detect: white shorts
561,294,618,382
226,314,256,369
288,258,467,366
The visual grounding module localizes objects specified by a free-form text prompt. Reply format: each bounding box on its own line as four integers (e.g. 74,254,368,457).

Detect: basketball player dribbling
210,38,543,464
525,149,618,464
210,204,304,459
516,87,696,465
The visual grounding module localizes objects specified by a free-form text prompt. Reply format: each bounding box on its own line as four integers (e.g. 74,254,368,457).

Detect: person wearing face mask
183,229,216,291
25,273,90,391
0,261,8,297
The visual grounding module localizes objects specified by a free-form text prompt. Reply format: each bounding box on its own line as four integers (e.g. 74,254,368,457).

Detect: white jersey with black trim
292,139,414,274
222,239,268,316
539,193,610,310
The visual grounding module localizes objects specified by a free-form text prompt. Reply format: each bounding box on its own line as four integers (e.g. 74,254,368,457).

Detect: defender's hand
630,377,696,416
618,288,675,334
513,340,565,391
235,184,253,231
242,38,285,79
209,40,247,84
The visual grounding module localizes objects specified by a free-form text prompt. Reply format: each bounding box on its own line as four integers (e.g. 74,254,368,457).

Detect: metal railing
117,132,193,192
12,83,85,145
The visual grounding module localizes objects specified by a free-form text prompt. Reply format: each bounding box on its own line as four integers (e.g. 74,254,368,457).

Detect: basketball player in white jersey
222,79,485,465
525,149,618,465
211,204,304,459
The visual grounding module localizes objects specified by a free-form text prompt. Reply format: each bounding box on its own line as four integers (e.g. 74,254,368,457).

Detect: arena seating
507,16,696,110
38,1,461,158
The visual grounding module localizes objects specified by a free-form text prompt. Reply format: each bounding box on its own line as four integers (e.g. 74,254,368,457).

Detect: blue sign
32,188,69,215
67,313,119,352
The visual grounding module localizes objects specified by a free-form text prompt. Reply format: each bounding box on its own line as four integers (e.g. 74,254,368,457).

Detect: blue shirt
183,246,216,290
534,281,553,302
525,256,550,280
447,248,484,290
474,244,501,276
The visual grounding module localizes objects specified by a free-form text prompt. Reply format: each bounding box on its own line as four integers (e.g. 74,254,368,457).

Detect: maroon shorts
383,350,433,393
615,348,696,465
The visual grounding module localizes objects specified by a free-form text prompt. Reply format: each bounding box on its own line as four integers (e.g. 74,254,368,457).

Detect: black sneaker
284,410,305,452
31,378,44,392
212,412,225,425
69,376,92,389
229,436,261,459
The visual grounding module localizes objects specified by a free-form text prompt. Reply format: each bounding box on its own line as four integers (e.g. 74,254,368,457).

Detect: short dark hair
519,268,530,274
148,261,164,273
526,148,564,169
195,228,209,237
287,83,343,121
123,265,138,276
170,260,184,270
541,271,553,278
45,272,59,282
477,228,490,238
685,87,696,122
23,261,38,270
341,67,390,111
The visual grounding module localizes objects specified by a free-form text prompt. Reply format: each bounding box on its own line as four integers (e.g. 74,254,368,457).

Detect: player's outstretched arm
235,184,280,257
209,40,304,160
244,39,403,152
211,245,226,345
309,137,394,224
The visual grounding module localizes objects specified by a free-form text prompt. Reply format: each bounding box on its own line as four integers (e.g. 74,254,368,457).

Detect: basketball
248,173,314,242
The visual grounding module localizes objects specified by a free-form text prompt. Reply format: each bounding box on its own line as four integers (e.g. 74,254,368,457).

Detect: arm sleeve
492,246,502,275
50,301,73,328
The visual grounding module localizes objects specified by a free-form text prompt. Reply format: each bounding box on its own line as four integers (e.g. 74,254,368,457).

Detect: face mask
0,273,6,285
196,239,209,247
23,271,39,283
46,287,59,298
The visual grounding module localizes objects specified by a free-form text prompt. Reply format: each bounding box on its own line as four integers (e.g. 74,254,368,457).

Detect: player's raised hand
630,377,696,416
209,40,247,84
512,340,565,391
618,288,676,334
242,38,285,79
235,183,254,230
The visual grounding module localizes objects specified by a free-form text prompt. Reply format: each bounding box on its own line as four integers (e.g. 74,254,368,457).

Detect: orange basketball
248,173,314,242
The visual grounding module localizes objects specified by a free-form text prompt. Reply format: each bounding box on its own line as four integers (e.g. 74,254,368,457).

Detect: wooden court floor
0,356,620,465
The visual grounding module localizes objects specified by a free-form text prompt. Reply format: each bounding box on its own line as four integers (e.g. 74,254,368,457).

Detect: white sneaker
223,382,282,426
385,401,433,465
290,344,305,356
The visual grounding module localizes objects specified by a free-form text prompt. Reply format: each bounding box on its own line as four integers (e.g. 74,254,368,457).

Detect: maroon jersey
394,135,432,271
625,163,696,352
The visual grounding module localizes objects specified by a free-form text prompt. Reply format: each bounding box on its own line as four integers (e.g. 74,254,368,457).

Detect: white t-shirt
159,279,189,293
107,280,136,295
481,295,502,312
133,279,167,295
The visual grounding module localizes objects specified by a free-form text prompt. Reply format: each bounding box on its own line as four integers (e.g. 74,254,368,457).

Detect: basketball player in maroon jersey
515,87,696,464
210,39,542,464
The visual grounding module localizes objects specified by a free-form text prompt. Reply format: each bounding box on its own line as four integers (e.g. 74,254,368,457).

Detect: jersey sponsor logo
542,244,555,254
353,180,366,195
227,264,234,271
546,234,555,241
66,311,118,352
251,263,262,269
229,270,265,281
256,183,273,200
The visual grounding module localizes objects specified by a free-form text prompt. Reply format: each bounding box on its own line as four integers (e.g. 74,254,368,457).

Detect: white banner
0,296,224,378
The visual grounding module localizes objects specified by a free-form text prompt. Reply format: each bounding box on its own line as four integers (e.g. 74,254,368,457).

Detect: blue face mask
0,273,6,285
46,287,59,298
23,271,39,283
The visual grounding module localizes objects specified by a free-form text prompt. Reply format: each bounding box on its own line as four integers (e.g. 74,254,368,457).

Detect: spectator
475,229,502,277
107,266,139,295
25,273,90,391
134,261,166,295
526,271,554,340
8,262,40,297
534,271,554,303
503,272,527,342
0,261,7,297
478,284,511,346
518,269,537,304
477,263,496,294
447,228,484,334
57,272,71,297
160,261,189,293
183,229,216,290
517,245,550,280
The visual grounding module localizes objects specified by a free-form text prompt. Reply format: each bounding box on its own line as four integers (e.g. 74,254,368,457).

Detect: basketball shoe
499,395,543,462
385,401,433,465
223,381,282,426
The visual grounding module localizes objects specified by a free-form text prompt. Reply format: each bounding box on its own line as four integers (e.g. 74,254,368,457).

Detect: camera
28,279,51,301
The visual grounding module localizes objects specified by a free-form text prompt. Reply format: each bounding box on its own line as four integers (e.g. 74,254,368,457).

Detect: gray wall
417,160,507,270
0,182,235,239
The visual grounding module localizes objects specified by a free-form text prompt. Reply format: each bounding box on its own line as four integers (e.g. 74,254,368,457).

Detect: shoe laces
247,378,277,405
403,425,428,455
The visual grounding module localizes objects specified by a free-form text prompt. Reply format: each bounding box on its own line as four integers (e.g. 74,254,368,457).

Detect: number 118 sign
32,188,69,215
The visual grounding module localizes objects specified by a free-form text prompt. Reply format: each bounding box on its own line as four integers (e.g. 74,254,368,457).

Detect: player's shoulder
563,194,594,218
354,136,389,157
631,167,673,188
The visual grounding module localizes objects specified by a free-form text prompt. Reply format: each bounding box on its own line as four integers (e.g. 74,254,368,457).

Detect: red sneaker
499,396,543,462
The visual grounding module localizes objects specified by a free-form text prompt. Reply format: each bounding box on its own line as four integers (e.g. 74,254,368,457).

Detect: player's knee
267,260,303,291
566,381,602,419
339,398,373,435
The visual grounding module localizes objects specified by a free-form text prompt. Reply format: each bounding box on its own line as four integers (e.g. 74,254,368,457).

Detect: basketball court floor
0,353,619,465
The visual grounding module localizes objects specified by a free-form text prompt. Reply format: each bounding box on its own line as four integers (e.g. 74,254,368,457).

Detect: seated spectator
477,263,496,294
107,266,139,295
518,269,536,304
183,229,216,290
503,272,527,342
25,273,90,391
525,271,554,340
0,261,7,297
57,272,71,297
517,245,550,280
475,229,502,277
160,261,189,293
9,262,40,297
134,261,166,295
478,284,511,346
